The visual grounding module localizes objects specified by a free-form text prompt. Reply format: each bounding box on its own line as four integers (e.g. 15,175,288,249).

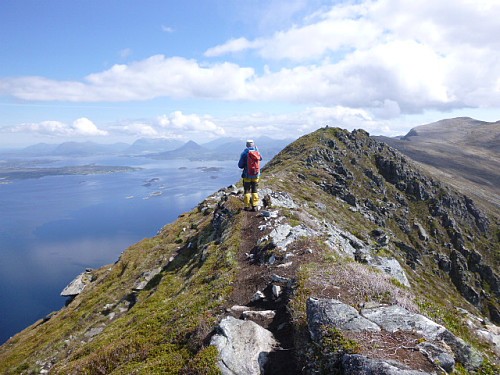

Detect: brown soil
343,330,441,373
226,208,320,308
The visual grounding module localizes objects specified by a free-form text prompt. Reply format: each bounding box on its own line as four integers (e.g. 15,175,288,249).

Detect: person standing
238,140,262,211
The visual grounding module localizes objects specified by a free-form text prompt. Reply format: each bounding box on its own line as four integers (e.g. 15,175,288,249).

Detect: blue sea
0,156,238,344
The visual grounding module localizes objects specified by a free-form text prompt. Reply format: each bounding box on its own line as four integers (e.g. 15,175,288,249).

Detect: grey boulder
210,316,276,375
307,298,380,341
60,271,93,297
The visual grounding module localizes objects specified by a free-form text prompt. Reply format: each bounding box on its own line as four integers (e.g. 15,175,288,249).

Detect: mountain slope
376,117,500,207
20,141,130,156
125,138,183,154
1,127,499,374
153,140,211,160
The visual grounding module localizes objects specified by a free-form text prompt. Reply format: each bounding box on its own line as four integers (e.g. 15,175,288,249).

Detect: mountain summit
1,127,499,374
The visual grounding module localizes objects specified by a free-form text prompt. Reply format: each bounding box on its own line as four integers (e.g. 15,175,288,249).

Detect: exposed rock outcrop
361,304,483,371
60,269,94,297
341,354,431,375
133,267,162,291
307,298,483,373
307,298,380,339
210,316,276,375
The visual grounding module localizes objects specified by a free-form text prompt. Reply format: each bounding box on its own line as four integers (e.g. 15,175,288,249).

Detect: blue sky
1,0,499,148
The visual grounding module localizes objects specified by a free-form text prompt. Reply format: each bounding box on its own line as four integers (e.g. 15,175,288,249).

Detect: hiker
238,139,262,211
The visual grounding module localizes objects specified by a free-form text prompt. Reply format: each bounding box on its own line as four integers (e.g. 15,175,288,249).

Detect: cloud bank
6,105,394,144
1,0,499,144
12,118,108,137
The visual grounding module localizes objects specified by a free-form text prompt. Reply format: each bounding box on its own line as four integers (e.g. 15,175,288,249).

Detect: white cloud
119,48,133,58
209,0,500,60
207,2,380,60
12,118,107,137
71,118,108,136
217,106,391,140
161,25,174,33
205,37,260,57
111,123,159,137
0,56,255,102
156,111,225,137
1,0,499,120
204,0,500,113
97,111,226,141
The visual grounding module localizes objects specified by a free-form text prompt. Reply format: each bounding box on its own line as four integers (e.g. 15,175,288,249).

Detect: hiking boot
244,207,251,211
251,206,259,212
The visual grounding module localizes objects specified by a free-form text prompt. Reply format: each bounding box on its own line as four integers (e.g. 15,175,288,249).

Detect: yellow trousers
243,177,259,207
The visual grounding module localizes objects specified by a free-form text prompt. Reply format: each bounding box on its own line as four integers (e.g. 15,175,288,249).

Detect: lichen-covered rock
361,305,483,371
259,188,297,209
133,267,162,290
307,298,380,341
417,341,455,373
359,253,411,287
342,354,431,375
210,316,276,375
267,223,319,251
476,324,500,356
60,270,93,297
361,305,446,340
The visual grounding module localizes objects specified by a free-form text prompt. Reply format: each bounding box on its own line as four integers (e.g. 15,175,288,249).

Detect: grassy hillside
1,127,499,374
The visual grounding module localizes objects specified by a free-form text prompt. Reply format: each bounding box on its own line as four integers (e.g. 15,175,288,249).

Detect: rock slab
342,354,431,375
361,305,483,371
60,271,93,297
210,316,276,375
307,297,380,341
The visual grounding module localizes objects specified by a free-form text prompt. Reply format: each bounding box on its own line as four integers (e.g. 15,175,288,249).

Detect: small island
0,164,142,183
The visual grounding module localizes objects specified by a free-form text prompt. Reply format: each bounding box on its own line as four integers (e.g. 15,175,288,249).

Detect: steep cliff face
1,127,499,374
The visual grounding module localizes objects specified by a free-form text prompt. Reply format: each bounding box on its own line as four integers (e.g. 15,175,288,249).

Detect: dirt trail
226,210,300,375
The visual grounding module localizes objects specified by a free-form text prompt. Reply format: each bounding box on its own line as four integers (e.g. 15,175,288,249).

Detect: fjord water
0,156,237,344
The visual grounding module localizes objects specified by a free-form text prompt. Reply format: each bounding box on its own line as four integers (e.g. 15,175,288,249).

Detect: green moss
12,362,29,374
289,264,314,325
319,326,360,355
304,325,361,375
477,359,500,375
350,230,367,242
452,363,469,375
183,346,221,375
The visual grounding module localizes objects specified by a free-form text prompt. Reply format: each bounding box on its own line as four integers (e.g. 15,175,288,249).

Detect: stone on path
210,316,276,375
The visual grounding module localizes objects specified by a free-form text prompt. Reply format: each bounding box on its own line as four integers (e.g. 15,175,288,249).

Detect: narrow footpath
225,209,300,375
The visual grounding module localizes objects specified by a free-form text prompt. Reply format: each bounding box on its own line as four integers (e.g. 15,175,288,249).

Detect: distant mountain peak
183,140,201,147
177,140,205,151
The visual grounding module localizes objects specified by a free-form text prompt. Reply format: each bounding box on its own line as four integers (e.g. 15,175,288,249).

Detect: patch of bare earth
343,330,440,373
226,209,321,308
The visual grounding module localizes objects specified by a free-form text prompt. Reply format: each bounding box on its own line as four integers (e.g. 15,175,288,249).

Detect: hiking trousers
243,177,259,208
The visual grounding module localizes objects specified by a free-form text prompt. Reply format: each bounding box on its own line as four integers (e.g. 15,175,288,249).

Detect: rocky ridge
0,127,499,374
